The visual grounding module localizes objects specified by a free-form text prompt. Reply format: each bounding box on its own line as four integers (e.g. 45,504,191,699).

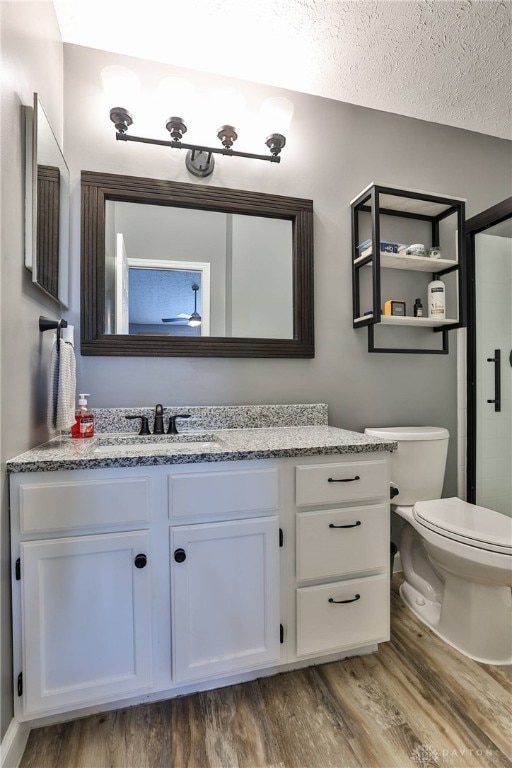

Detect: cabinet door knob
174,548,187,563
134,553,147,569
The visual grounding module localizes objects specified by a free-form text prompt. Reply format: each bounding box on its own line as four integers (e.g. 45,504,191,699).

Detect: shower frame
465,196,512,503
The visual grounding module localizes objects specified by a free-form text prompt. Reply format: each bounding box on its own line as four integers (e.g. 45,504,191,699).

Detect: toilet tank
364,426,449,505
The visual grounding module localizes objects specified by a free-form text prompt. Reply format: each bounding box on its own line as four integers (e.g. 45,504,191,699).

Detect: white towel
47,336,77,433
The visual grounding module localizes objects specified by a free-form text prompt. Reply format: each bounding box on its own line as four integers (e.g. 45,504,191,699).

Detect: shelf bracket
367,324,450,354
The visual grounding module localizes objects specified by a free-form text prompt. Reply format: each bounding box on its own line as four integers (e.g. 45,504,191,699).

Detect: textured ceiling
53,0,512,139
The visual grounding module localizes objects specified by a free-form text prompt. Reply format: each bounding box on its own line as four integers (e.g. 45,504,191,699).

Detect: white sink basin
93,440,222,456
93,433,222,455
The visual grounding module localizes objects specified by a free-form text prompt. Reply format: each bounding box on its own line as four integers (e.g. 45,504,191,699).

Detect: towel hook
39,316,68,351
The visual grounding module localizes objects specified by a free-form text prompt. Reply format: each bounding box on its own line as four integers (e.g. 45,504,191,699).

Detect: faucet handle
167,414,191,435
125,415,150,435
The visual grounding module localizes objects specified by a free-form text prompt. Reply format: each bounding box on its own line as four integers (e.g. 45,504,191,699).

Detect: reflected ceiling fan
162,283,201,326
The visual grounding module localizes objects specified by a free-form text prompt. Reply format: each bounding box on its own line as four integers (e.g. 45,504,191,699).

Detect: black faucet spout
153,404,165,434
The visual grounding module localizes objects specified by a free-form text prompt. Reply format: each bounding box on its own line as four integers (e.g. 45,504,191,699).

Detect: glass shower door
474,219,512,514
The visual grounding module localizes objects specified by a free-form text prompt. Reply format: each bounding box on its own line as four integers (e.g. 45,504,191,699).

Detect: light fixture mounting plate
186,149,215,178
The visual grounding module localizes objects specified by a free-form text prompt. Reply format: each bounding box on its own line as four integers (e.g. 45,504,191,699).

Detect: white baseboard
0,719,30,768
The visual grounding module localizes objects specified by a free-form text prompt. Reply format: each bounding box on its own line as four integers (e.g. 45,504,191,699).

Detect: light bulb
213,87,245,128
203,86,245,139
101,65,140,111
158,77,195,121
260,97,294,135
188,283,202,326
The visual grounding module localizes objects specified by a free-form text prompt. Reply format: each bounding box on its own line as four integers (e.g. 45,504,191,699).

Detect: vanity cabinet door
171,517,280,683
20,531,152,716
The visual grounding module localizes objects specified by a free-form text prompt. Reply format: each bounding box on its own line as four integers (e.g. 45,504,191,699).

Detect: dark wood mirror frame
81,171,314,357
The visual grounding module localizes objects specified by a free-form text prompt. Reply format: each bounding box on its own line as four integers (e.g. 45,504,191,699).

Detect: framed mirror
81,171,314,357
24,93,70,306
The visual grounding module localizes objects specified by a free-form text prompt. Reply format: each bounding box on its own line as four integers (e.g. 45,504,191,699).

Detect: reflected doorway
106,242,211,336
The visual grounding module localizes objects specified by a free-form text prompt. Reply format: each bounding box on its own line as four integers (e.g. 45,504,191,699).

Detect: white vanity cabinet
9,450,390,724
10,469,154,718
167,464,281,683
294,458,390,658
20,531,152,716
171,517,280,682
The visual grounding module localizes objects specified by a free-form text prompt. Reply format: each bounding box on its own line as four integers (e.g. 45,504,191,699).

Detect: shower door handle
486,349,501,412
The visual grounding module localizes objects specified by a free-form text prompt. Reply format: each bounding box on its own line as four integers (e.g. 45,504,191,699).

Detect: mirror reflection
126,268,206,337
104,201,294,339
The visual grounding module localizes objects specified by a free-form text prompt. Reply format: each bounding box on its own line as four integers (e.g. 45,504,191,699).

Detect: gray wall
64,43,512,492
0,2,64,738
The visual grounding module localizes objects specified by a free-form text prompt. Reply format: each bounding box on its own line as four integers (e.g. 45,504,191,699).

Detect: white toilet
365,426,512,665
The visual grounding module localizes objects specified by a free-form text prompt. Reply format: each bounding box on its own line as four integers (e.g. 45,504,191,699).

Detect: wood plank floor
20,577,512,768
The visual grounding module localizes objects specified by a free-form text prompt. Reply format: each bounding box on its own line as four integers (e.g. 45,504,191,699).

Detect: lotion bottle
427,279,446,319
71,393,95,438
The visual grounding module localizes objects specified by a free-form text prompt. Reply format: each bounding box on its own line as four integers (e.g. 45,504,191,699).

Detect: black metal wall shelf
351,183,466,354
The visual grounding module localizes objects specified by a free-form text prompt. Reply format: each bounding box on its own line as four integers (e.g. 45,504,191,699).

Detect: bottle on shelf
427,280,446,319
413,298,424,317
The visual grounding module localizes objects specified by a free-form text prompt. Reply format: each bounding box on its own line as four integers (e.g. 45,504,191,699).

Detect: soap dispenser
71,393,95,438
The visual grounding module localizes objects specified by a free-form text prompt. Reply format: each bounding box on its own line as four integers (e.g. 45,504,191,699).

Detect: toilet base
400,580,441,627
399,579,512,666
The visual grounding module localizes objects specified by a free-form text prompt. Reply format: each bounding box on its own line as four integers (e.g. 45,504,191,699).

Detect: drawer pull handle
327,475,360,483
329,521,361,529
328,594,361,605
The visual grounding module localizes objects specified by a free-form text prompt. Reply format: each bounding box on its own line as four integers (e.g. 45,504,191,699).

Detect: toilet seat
413,497,512,555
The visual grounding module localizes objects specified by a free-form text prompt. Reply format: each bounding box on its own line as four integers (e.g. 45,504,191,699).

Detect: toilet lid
413,497,512,554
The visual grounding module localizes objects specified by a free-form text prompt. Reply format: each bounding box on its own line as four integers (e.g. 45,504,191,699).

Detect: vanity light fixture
101,67,294,178
188,284,201,328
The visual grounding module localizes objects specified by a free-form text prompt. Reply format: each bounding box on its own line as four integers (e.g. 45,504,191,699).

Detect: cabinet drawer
296,505,388,581
295,460,387,506
19,476,150,533
169,467,278,519
296,574,389,657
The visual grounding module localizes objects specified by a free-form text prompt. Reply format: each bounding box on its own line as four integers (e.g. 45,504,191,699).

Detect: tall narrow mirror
24,93,70,305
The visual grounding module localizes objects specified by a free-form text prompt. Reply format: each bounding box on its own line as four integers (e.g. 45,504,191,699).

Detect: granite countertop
6,425,397,473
